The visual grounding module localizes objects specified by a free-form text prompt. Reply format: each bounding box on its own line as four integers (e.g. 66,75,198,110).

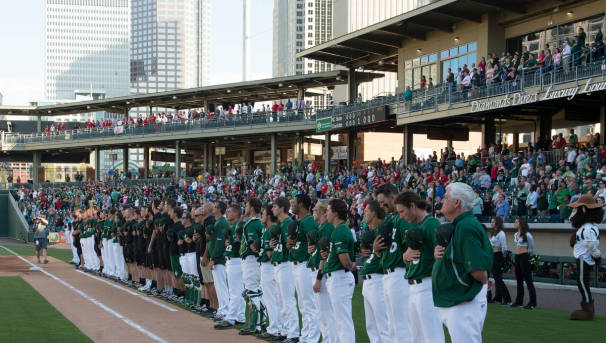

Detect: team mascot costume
568,194,602,321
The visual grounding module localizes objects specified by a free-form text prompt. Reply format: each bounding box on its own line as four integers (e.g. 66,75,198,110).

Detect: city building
44,0,130,109
273,0,333,107
130,0,211,98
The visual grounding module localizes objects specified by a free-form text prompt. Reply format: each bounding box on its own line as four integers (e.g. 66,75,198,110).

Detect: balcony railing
1,109,319,146
398,58,606,116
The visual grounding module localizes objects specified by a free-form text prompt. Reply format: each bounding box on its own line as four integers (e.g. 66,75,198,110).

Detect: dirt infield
0,253,256,343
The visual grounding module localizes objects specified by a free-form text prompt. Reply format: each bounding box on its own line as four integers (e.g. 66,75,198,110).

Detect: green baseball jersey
258,225,272,263
322,222,354,274
432,211,493,308
359,228,383,275
240,217,263,258
405,215,439,280
307,221,334,269
290,214,316,262
103,219,112,239
210,216,228,265
381,213,411,270
225,221,241,259
271,217,292,263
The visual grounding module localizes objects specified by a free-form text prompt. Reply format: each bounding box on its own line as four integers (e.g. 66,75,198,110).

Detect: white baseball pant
225,257,246,324
439,284,488,343
179,255,188,274
114,242,126,280
326,270,355,343
383,267,411,343
212,263,229,318
261,262,283,337
185,252,199,278
275,262,300,339
311,269,337,343
409,277,445,343
242,256,261,292
362,273,392,343
293,262,319,343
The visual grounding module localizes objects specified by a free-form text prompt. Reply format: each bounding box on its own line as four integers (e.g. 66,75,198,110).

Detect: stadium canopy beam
406,19,453,33
431,7,482,23
358,32,403,49
337,39,394,56
377,25,426,41
467,0,526,14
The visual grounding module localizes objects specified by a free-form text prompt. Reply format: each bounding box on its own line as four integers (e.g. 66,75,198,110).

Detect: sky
0,0,274,106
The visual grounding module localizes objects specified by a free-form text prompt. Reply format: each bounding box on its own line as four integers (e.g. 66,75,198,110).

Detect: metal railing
2,109,319,145
399,58,606,116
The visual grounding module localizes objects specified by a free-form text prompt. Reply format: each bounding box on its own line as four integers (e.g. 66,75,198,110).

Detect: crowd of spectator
12,123,606,233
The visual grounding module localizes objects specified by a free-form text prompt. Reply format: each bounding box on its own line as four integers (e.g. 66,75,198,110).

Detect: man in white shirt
567,148,578,166
562,39,572,72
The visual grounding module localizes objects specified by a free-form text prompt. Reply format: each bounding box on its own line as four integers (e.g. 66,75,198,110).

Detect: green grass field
0,276,91,343
0,244,73,263
2,244,605,342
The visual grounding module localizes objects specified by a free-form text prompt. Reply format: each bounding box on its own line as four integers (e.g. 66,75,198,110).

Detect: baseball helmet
269,225,282,240
377,220,393,247
306,229,319,245
287,220,299,240
405,227,424,250
360,229,376,250
253,238,262,252
221,227,231,240
435,223,454,247
318,236,330,252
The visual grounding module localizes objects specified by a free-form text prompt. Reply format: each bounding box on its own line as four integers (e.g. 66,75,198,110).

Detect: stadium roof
0,70,383,117
297,0,526,72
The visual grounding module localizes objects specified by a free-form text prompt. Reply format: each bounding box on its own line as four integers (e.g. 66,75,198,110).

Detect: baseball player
309,199,337,343
397,191,445,342
372,183,412,342
287,194,319,343
433,183,493,343
321,198,356,343
359,200,391,343
238,198,265,336
198,203,218,314
167,203,185,295
67,213,80,265
215,203,246,329
270,197,300,343
209,201,229,323
255,204,284,340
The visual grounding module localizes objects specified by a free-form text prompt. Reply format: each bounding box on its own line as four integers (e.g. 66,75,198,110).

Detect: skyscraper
333,0,414,101
273,0,333,107
44,0,130,102
130,0,210,97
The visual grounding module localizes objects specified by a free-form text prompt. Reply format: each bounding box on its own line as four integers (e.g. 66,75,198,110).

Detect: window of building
403,52,438,89
440,41,476,81
506,14,605,58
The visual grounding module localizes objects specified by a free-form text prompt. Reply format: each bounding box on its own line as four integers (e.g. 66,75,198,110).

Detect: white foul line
0,246,168,343
74,269,177,312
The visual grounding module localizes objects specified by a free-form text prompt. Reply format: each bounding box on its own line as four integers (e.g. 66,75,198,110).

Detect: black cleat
214,321,234,330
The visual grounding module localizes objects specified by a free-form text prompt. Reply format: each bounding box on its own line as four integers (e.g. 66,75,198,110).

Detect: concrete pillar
297,135,304,166
202,143,208,172
447,139,453,149
203,100,209,113
324,133,331,174
36,116,42,133
210,144,216,174
348,68,358,104
175,141,182,179
143,146,150,179
271,134,277,175
600,98,605,145
122,147,129,173
149,106,153,117
347,132,356,170
513,132,520,153
94,147,101,182
535,112,552,143
403,125,413,165
124,107,129,120
482,116,496,148
32,151,41,188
